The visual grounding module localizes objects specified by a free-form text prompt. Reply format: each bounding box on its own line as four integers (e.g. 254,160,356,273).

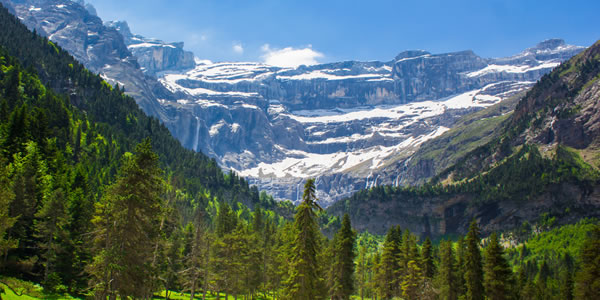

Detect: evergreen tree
483,232,513,300
329,214,356,300
559,268,574,300
374,227,401,299
455,236,467,297
464,220,484,300
421,237,435,279
575,224,600,299
35,185,69,292
436,240,457,300
401,260,423,300
215,201,237,238
355,243,370,300
284,178,325,299
0,159,17,267
88,139,165,299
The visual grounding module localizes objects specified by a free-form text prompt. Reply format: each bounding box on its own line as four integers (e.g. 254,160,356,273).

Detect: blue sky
86,0,599,66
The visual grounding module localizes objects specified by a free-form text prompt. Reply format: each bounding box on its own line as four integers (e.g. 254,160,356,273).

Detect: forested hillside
0,2,290,296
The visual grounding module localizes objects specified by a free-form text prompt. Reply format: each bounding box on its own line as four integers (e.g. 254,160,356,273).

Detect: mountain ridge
327,39,600,237
2,0,587,206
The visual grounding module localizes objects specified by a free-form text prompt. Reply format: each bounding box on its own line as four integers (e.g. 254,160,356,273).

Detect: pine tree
422,237,435,279
401,260,423,300
437,240,457,300
375,227,401,299
559,268,574,300
464,220,484,300
0,159,17,267
483,232,513,300
329,214,356,300
455,236,467,297
88,139,165,299
355,243,369,300
284,178,325,300
575,224,600,299
215,201,237,238
35,185,69,292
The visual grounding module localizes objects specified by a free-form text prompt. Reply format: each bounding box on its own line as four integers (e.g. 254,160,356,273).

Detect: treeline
330,142,599,222
352,219,600,300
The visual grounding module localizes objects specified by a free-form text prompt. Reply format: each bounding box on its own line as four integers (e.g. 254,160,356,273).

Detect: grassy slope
401,93,521,184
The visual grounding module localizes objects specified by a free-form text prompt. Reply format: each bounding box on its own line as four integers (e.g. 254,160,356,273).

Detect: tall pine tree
328,214,356,300
436,240,457,300
483,232,513,300
88,139,165,299
285,178,325,299
464,220,484,300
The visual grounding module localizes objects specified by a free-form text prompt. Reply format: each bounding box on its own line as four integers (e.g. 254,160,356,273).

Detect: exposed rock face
328,41,600,237
327,182,600,236
158,41,583,206
106,20,195,75
3,0,586,207
0,0,171,119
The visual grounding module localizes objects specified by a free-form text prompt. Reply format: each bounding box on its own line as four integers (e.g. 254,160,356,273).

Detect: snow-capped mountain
2,0,586,206
155,41,583,205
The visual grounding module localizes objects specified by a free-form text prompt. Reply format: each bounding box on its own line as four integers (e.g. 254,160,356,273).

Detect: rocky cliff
105,20,195,75
0,0,173,119
328,40,600,237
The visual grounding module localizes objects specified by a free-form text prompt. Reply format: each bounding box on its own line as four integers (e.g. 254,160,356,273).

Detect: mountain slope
0,0,172,119
2,0,586,205
0,2,269,212
328,40,600,237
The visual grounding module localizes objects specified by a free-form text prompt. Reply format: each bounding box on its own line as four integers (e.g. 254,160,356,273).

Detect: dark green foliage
421,237,435,279
575,224,600,299
464,220,484,300
436,240,458,300
0,157,17,266
328,214,356,299
285,179,325,299
483,232,513,300
88,140,165,299
374,226,402,299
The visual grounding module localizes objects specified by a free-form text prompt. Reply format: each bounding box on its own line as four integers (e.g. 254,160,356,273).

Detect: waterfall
193,116,200,152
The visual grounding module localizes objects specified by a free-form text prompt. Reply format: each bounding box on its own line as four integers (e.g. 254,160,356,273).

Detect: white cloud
261,44,324,68
232,43,244,54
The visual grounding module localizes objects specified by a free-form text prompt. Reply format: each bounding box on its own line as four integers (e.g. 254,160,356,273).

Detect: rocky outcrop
0,0,171,119
327,182,600,237
106,20,196,75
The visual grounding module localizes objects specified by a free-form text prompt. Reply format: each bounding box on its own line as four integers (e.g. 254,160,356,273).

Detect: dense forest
1,2,600,299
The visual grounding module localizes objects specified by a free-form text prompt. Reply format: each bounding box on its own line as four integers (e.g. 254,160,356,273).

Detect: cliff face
328,183,600,236
159,41,582,205
328,40,600,237
0,0,171,119
105,20,196,76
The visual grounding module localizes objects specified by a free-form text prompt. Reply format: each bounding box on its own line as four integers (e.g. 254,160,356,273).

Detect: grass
0,283,278,300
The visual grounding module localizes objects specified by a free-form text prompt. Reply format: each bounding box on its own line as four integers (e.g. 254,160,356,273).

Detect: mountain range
1,0,587,207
